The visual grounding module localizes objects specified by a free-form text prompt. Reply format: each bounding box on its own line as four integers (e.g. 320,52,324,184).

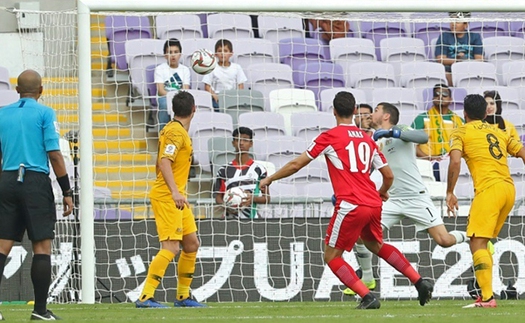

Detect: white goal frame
77,0,525,304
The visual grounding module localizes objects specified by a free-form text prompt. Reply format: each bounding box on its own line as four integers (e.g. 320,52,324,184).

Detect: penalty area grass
0,299,523,322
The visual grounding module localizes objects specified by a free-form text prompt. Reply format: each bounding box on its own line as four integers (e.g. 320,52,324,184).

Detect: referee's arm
48,150,74,216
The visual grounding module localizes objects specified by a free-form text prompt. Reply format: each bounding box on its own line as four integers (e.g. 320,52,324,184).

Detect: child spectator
154,38,190,131
435,12,483,86
202,39,248,111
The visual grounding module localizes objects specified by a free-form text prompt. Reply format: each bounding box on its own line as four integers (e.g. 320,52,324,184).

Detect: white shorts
381,194,443,232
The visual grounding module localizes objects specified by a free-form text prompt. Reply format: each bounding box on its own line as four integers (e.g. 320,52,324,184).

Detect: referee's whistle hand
62,196,74,217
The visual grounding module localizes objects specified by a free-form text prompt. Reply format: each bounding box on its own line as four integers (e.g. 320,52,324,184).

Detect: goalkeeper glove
372,127,402,141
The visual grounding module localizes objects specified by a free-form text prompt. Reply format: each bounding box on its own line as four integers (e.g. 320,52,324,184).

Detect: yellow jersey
450,120,523,193
150,120,193,201
488,120,520,143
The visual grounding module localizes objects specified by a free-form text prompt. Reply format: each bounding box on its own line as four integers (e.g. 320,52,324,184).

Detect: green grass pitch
0,300,523,322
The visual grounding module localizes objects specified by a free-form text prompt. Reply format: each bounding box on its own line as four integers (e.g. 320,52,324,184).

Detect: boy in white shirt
154,38,191,131
202,39,248,111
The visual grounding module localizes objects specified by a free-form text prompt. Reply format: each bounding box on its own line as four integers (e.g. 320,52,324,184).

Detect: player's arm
373,126,428,144
156,83,167,96
445,149,461,217
377,164,393,201
516,147,525,163
48,150,74,217
159,157,189,210
259,152,311,188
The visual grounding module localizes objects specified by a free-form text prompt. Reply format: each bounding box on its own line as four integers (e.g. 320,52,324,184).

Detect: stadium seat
144,64,159,107
380,37,426,78
510,21,525,38
409,13,451,59
291,111,335,141
254,135,307,167
468,20,510,39
502,61,525,87
244,63,294,111
208,137,255,174
399,62,447,96
155,14,203,40
279,37,327,71
483,36,525,84
0,66,10,90
180,38,216,89
105,16,152,71
421,87,467,111
466,86,521,122
189,111,233,173
398,109,423,127
371,88,419,111
238,111,286,140
125,39,165,99
451,62,498,89
207,13,254,39
359,17,407,61
258,16,305,57
319,88,368,112
0,90,19,107
166,89,213,113
269,88,318,135
345,62,397,99
329,38,377,72
218,89,265,126
508,157,524,177
302,182,334,218
283,159,330,184
232,38,276,70
292,62,345,105
455,182,474,199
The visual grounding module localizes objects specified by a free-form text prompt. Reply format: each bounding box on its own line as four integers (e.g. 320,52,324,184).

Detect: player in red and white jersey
260,91,433,309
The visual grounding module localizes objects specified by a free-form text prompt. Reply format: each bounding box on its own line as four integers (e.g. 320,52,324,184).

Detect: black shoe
356,293,381,309
416,279,434,306
30,310,61,320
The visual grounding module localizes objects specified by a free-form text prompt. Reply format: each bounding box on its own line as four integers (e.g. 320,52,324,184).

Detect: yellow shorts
467,181,515,239
150,198,197,241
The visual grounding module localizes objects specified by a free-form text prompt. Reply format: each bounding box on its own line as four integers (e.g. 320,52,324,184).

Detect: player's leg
343,238,375,296
361,203,433,306
25,172,61,320
325,203,380,309
137,199,180,308
174,207,206,307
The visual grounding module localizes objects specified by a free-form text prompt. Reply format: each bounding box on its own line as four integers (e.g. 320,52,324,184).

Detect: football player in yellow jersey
446,94,525,308
135,91,206,308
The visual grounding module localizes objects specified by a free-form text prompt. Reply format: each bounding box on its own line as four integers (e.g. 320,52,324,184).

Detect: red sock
328,257,370,298
377,243,421,284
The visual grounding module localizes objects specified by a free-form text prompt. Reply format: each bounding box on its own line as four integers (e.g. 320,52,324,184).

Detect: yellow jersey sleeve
507,136,524,157
449,126,467,152
160,129,185,162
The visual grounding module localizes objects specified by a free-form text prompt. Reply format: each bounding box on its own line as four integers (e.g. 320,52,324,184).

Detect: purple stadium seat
125,39,165,98
293,62,345,105
329,38,376,72
233,38,276,70
207,13,253,39
421,87,467,111
0,90,20,107
105,16,152,71
0,66,11,90
156,14,203,40
257,16,305,44
410,19,451,59
279,38,327,71
93,208,133,221
145,64,158,107
360,20,407,61
468,21,510,39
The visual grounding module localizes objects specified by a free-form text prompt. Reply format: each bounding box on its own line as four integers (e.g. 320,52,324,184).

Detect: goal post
66,0,525,304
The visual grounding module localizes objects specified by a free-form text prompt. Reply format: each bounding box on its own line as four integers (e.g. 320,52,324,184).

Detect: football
190,48,217,75
224,187,247,208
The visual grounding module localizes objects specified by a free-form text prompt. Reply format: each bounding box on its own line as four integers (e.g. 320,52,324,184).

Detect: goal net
2,3,525,304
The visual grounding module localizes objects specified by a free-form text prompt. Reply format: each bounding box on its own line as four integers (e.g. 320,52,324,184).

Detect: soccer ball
224,187,247,208
190,48,217,75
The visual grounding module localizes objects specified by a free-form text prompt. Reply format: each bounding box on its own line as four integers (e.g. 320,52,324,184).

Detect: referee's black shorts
0,170,57,242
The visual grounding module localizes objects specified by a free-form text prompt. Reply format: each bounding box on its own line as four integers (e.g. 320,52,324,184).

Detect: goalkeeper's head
332,91,356,119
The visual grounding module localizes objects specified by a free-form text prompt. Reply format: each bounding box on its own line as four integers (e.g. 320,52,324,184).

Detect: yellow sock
139,249,175,301
176,251,197,300
473,249,493,301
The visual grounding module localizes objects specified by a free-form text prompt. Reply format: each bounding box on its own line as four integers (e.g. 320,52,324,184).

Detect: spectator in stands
484,90,520,142
435,12,483,86
412,84,464,180
309,19,351,59
213,127,270,219
203,39,248,111
155,38,191,131
354,103,374,136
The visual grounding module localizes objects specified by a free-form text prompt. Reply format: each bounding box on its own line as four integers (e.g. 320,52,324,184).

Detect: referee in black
0,70,74,320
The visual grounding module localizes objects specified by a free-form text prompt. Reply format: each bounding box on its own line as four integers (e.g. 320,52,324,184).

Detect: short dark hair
171,91,194,117
215,39,233,52
333,91,356,118
464,94,487,120
357,103,373,114
378,102,400,125
232,126,253,139
163,38,182,54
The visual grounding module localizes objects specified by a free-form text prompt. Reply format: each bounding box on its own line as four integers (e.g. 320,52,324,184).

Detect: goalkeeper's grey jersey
376,136,427,198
